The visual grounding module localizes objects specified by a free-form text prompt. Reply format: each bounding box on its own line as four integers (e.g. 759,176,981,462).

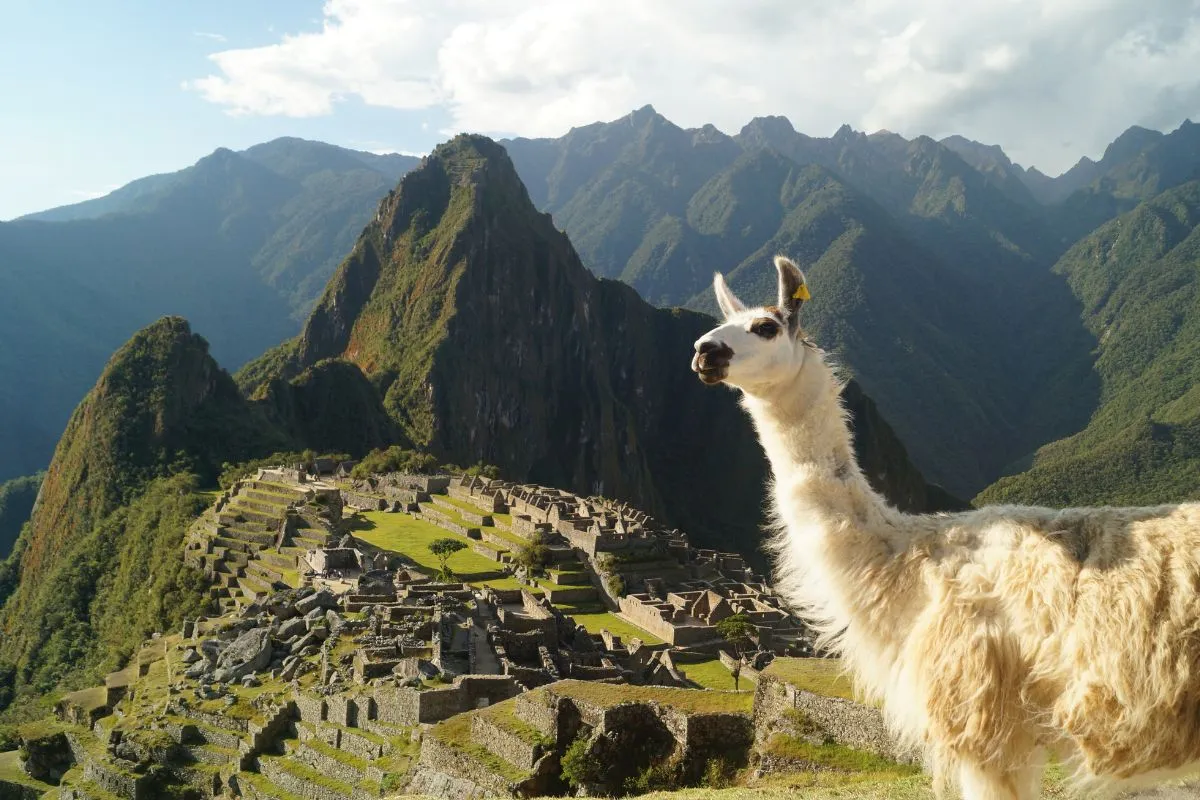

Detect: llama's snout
692,338,733,384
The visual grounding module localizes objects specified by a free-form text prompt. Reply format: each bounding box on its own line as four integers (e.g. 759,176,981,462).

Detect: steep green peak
1100,125,1165,166
13,314,281,596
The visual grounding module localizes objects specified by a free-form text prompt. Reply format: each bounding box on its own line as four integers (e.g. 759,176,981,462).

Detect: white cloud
184,0,1200,175
193,31,227,43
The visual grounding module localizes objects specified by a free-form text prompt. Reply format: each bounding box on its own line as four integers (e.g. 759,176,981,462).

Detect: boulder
216,627,273,680
295,588,337,615
184,662,208,680
290,632,321,654
179,648,201,665
281,656,301,681
277,617,307,641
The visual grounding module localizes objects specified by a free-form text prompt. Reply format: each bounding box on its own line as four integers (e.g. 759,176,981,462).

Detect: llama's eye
750,318,780,338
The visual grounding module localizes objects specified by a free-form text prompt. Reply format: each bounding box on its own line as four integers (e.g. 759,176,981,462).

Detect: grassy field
0,749,55,791
352,511,505,581
547,679,753,714
679,657,756,691
762,658,857,702
557,603,665,645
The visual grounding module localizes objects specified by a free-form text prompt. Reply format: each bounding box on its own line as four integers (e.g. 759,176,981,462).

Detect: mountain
1044,121,1200,241
503,109,1097,497
0,317,286,707
0,474,41,559
239,133,962,553
978,180,1200,507
0,138,418,483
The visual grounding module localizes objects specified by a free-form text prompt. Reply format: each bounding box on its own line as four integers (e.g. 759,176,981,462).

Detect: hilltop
237,133,959,552
0,138,418,482
0,317,287,708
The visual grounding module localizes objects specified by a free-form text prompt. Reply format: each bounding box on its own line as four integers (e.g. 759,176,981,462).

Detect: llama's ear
713,272,746,319
775,255,809,333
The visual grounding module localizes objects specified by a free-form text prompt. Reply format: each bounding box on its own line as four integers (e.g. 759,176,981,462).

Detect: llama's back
927,500,1200,782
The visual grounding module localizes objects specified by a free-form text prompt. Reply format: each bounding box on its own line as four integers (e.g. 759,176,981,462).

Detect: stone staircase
188,479,331,611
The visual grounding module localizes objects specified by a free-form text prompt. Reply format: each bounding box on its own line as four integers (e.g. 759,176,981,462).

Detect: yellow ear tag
793,283,812,301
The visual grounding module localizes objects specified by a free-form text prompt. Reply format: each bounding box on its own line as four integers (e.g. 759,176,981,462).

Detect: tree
428,538,467,580
714,614,756,657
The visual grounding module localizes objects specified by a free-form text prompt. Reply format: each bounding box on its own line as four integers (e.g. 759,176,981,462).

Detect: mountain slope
0,139,417,483
978,180,1200,506
505,110,1096,497
0,317,286,707
240,134,962,553
0,474,41,560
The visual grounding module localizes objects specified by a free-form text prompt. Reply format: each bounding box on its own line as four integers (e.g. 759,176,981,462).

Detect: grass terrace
546,679,753,714
351,511,505,581
0,750,55,792
762,658,858,702
557,603,664,645
680,657,756,692
427,712,529,783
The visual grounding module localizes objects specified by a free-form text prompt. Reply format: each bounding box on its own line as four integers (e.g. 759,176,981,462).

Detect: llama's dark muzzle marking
692,339,733,384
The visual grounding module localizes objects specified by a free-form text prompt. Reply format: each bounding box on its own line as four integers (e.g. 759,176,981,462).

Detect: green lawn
352,511,505,582
0,750,54,791
557,604,664,645
679,657,756,691
762,658,857,702
546,679,753,714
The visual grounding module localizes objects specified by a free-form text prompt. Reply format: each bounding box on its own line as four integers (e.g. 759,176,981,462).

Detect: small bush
514,542,548,571
352,447,439,479
560,731,601,789
0,723,19,752
604,573,626,597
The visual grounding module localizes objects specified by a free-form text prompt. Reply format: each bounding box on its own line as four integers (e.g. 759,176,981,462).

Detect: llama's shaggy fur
692,256,1200,800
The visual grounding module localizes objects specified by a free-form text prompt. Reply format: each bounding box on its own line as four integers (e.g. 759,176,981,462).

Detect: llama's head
691,255,812,393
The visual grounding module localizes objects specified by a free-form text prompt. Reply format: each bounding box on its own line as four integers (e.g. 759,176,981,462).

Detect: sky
3,0,1200,220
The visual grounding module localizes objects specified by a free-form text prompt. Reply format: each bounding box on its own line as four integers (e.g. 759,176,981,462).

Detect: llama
692,255,1200,800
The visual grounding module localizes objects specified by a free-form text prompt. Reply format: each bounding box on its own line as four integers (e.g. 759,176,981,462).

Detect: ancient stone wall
752,674,917,764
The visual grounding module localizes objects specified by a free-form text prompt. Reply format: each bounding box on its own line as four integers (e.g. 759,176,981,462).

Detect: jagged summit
237,132,957,551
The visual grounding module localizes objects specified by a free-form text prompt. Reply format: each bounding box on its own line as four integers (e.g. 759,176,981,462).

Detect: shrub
560,731,601,789
604,573,626,597
513,542,548,572
352,447,439,479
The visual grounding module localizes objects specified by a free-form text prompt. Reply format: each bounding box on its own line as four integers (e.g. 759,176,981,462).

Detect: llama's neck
740,352,911,665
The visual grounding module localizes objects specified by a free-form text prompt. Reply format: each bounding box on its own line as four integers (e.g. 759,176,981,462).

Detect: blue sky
4,0,1200,221
0,1,448,219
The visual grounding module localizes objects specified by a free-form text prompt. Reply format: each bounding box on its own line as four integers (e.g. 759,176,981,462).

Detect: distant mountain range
4,110,1200,503
0,137,960,706
0,139,418,482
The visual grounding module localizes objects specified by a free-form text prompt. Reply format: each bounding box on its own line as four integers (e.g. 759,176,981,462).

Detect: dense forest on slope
0,139,417,483
503,108,1111,496
0,474,41,559
0,318,287,713
978,181,1200,506
238,134,961,551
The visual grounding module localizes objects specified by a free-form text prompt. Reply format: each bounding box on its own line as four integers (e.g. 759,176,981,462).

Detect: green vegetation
350,446,439,478
680,658,755,692
0,318,288,715
548,679,753,714
428,713,529,783
352,511,505,583
714,614,756,656
763,658,858,702
218,450,349,489
428,538,468,580
0,473,41,561
1,139,418,485
764,733,919,775
556,603,664,645
979,180,1200,507
0,749,54,791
